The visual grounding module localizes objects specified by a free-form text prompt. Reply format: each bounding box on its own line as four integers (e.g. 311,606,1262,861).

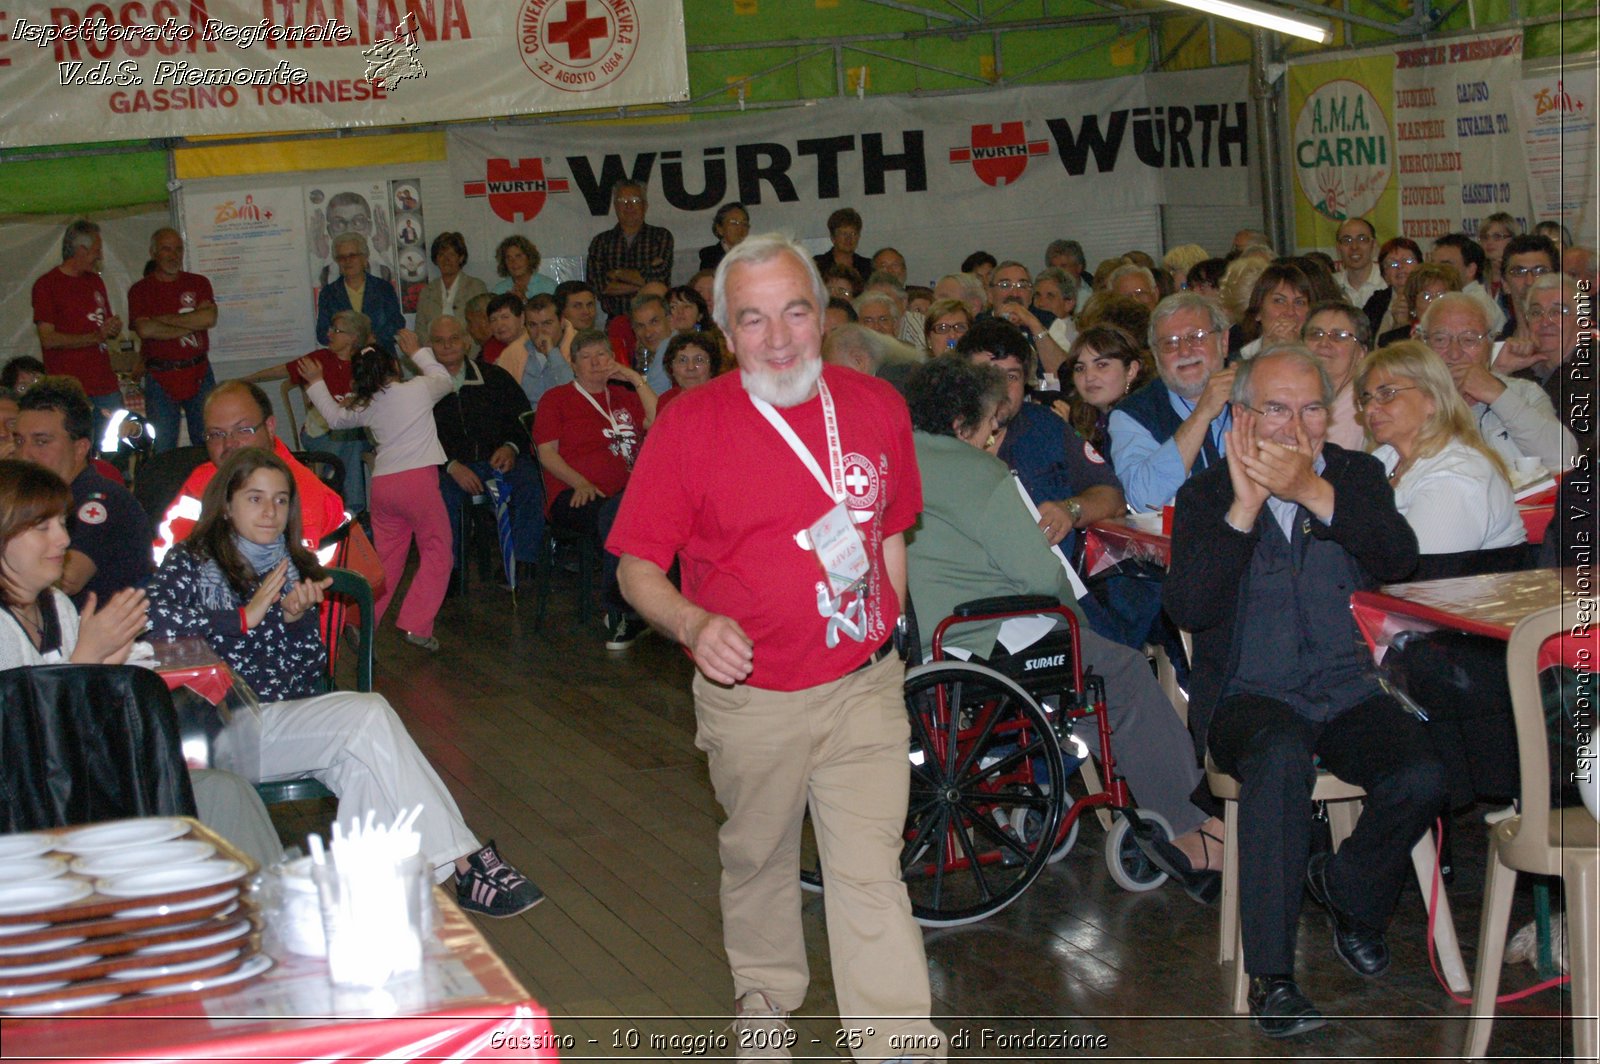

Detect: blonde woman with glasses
1355,340,1524,563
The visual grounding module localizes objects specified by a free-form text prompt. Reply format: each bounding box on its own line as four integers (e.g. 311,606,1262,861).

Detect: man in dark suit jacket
427,315,543,574
697,201,750,272
1164,346,1444,1039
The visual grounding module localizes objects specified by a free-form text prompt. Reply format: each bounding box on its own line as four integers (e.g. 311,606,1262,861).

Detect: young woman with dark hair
146,448,544,916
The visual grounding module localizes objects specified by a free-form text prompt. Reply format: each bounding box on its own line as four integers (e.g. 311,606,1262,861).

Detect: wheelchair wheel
1010,803,1078,864
902,661,1067,927
1104,810,1173,893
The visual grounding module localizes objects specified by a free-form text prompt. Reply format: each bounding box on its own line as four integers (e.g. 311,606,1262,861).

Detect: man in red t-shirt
31,219,123,417
128,228,218,452
607,234,943,1060
532,329,656,647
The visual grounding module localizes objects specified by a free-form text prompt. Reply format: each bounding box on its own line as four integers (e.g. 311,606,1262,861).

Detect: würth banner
445,68,1255,274
0,1,689,148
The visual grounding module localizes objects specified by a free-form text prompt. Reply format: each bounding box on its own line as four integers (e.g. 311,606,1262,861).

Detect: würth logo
463,159,572,222
949,123,1049,187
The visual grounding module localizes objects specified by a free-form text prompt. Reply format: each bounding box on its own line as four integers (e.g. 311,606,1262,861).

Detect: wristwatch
1065,497,1083,525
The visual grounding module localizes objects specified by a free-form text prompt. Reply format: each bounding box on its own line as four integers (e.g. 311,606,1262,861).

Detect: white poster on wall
304,181,398,313
183,186,313,365
1515,69,1598,241
0,1,689,149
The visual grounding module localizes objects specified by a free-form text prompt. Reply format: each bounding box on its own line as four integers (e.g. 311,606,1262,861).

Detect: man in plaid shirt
585,180,675,321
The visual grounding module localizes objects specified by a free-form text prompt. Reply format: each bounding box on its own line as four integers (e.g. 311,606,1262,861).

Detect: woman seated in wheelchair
144,447,544,917
902,357,1226,902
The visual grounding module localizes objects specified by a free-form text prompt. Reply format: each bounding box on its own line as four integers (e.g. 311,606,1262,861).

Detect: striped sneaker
455,841,544,918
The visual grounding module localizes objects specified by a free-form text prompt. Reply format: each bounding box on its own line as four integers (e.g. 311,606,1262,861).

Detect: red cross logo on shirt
549,1,608,60
840,453,881,510
844,464,872,496
77,500,108,525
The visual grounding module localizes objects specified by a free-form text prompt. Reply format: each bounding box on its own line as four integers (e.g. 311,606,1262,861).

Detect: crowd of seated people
4,202,1592,1040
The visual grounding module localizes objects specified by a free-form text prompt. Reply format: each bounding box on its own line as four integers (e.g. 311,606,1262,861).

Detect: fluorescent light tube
1164,0,1333,42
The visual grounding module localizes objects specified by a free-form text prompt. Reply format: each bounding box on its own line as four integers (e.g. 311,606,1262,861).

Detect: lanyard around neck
749,377,843,504
574,380,619,431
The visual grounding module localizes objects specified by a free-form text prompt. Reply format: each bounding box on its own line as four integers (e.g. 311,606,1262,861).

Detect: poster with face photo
391,178,427,314
304,182,397,306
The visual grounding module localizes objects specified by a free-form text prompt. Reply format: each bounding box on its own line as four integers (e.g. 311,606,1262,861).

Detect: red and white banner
446,68,1255,285
0,0,688,149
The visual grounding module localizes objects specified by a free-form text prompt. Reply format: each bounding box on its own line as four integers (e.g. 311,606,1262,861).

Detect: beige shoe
731,991,793,1061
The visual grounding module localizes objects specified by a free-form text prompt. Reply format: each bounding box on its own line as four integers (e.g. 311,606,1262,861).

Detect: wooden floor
280,564,1585,1062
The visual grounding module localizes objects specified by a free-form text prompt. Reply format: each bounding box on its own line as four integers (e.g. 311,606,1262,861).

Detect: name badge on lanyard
749,379,870,598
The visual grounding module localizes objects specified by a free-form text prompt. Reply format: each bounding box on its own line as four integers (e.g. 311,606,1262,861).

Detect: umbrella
485,470,518,597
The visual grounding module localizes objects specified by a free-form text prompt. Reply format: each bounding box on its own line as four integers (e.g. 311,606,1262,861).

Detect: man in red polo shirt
128,227,218,453
153,381,348,565
31,219,123,419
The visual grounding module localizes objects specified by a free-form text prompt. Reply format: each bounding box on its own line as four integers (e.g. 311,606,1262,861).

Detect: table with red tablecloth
1083,517,1171,576
0,891,560,1061
1350,568,1593,673
149,637,234,706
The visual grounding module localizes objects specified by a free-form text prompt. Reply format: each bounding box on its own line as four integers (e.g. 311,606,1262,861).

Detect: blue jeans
301,428,370,513
144,367,215,452
438,457,546,570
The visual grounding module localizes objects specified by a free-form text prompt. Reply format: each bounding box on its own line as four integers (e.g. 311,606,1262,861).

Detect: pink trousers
369,465,452,639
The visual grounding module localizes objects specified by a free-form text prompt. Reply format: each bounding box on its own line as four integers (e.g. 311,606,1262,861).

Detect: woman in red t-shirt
244,310,372,512
531,329,657,649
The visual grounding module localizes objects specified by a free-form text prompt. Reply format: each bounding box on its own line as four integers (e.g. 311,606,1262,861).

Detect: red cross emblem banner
0,0,689,148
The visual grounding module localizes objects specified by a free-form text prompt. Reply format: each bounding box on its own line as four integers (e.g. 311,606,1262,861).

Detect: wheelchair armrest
951,594,1061,618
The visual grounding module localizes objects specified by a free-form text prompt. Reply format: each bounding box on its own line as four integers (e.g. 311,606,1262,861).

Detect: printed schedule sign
1391,33,1525,242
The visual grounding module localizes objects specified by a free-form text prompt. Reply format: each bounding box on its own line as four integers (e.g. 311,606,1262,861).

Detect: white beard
741,354,823,408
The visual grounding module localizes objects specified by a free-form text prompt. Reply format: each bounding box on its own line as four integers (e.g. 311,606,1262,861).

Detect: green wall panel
0,148,167,216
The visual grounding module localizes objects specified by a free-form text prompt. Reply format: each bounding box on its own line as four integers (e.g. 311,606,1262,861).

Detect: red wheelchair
805,595,1173,927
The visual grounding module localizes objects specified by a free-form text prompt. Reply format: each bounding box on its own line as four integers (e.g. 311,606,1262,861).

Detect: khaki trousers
693,654,945,1062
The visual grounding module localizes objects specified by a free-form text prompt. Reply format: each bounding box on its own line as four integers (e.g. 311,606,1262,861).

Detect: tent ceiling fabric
0,0,1588,213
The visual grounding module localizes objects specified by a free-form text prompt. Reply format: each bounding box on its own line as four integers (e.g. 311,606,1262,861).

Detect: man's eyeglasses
1154,328,1217,355
1525,303,1573,323
203,421,266,444
1420,330,1489,352
992,279,1032,291
1505,265,1552,279
1356,384,1419,410
1239,401,1330,423
1337,233,1374,245
1305,327,1359,344
615,197,645,207
1383,257,1419,270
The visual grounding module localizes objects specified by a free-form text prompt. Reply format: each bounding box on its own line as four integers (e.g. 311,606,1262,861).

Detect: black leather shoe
1248,976,1326,1038
1128,815,1221,904
1306,853,1390,977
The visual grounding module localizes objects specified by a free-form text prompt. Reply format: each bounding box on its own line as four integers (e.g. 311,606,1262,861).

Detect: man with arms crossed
128,227,218,451
608,234,943,1062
